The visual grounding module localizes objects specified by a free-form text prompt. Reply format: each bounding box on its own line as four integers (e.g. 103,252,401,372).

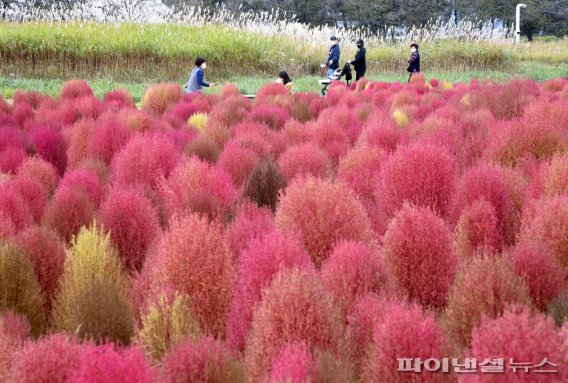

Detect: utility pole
515,3,527,43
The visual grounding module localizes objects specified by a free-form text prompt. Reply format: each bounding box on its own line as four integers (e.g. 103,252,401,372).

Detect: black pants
356,70,366,81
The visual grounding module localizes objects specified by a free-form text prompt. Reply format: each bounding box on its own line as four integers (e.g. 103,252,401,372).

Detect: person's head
410,43,419,53
330,35,338,46
195,56,207,69
356,38,364,48
278,71,292,85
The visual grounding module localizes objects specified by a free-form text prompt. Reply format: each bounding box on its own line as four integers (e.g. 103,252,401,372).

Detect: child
349,38,367,81
407,43,421,82
275,70,293,94
185,56,216,94
320,35,340,78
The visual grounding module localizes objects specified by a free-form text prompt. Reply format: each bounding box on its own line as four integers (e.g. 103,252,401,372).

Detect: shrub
311,119,350,165
256,83,289,104
43,185,96,242
547,292,568,327
0,213,16,239
68,343,155,383
162,156,235,220
103,88,136,109
149,214,234,338
278,143,330,182
138,292,201,361
243,159,287,213
162,336,245,383
518,196,568,275
276,176,374,268
224,199,275,260
509,243,565,311
376,143,457,218
451,163,525,246
15,226,65,310
361,299,451,383
87,111,132,164
188,112,209,130
338,144,386,201
8,334,81,383
250,105,289,130
0,312,30,382
383,205,457,310
218,141,259,188
227,230,313,351
11,176,48,224
121,109,155,132
142,83,183,115
60,79,94,100
464,306,568,383
28,124,67,175
245,268,343,382
543,152,568,196
59,168,104,208
185,134,221,163
17,157,59,194
51,223,134,345
444,256,532,350
283,120,313,145
321,241,386,319
0,183,34,231
66,119,95,169
455,199,502,259
266,341,318,383
0,242,46,337
99,187,160,273
0,146,27,175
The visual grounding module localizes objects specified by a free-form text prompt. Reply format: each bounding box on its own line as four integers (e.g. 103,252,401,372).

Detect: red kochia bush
361,299,450,383
266,341,318,383
103,88,136,109
0,146,27,174
60,79,94,100
338,144,386,201
376,143,457,218
17,157,60,194
275,176,374,268
87,112,132,165
151,214,234,338
0,183,33,231
250,104,289,130
451,163,525,246
10,176,47,224
160,157,236,221
509,243,565,311
68,343,155,383
543,152,568,196
43,185,96,242
245,268,343,382
321,241,386,318
218,141,259,188
9,334,81,383
224,200,275,260
28,124,67,175
464,306,568,383
455,199,502,259
142,83,183,115
311,119,350,165
227,231,313,351
0,312,30,382
162,336,245,383
15,226,66,309
383,205,457,310
99,188,160,273
59,169,104,208
111,134,179,192
66,119,95,169
278,143,330,182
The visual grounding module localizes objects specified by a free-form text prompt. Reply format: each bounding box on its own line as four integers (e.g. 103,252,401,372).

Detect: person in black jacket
407,43,421,82
320,35,341,78
349,38,367,81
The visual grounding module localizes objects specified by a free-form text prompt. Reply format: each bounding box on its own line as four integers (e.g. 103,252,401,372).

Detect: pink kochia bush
227,230,313,351
276,176,374,268
160,157,236,221
266,341,318,383
99,187,161,273
383,205,457,310
148,214,234,338
245,268,344,382
463,306,568,383
455,199,503,258
361,299,451,383
278,143,330,181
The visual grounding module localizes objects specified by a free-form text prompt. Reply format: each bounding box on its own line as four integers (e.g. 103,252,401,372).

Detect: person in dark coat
349,38,367,81
407,43,421,82
320,35,341,78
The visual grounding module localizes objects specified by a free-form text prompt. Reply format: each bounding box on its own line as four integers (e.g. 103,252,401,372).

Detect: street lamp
516,3,527,43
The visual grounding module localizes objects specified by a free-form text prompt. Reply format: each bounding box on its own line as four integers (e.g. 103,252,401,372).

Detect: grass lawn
1,62,566,103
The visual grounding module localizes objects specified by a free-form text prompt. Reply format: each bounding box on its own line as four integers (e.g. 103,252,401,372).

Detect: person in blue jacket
320,35,340,78
185,56,216,94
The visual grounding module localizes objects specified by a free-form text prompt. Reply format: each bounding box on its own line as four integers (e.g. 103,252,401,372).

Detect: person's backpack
341,63,352,85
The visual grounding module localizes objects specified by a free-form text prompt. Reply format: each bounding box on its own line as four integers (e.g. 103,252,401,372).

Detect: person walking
320,35,340,79
349,38,367,81
407,43,421,82
185,56,216,94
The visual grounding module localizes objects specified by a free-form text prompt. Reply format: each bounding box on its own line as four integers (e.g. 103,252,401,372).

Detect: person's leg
327,68,335,78
408,73,413,83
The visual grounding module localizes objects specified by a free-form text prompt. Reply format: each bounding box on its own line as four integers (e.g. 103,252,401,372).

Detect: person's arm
351,48,365,65
331,46,340,65
408,52,418,64
197,69,209,87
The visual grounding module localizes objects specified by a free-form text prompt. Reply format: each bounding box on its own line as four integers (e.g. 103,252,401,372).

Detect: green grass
1,61,565,102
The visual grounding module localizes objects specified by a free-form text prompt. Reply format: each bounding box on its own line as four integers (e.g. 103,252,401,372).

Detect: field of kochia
1,76,568,381
0,22,566,81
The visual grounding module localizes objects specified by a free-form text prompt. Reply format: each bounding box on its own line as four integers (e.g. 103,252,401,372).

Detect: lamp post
516,3,527,43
